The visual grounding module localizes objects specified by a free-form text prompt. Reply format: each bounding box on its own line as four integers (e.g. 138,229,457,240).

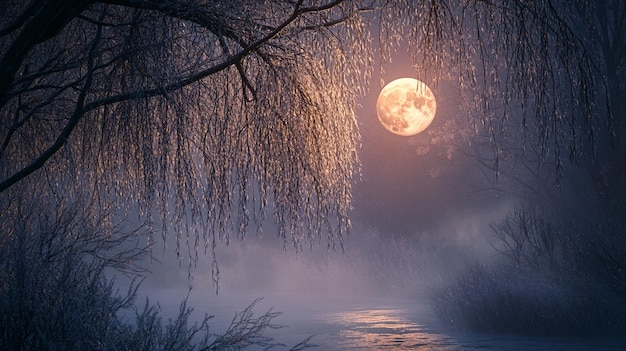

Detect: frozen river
145,289,625,351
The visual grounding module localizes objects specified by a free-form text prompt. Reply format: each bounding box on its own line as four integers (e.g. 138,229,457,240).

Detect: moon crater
376,78,437,136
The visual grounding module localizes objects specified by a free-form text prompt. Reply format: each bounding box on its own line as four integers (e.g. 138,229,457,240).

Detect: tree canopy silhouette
1,1,373,269
0,0,617,270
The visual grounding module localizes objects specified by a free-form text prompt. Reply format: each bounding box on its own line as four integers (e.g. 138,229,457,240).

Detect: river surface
146,289,625,351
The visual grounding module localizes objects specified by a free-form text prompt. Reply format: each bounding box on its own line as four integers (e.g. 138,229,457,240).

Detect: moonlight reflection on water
305,305,625,351
326,308,442,350
143,288,626,350
318,307,450,350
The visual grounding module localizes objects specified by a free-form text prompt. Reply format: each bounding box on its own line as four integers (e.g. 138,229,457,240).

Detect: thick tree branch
0,0,93,108
0,0,43,38
0,80,81,161
0,21,102,193
83,0,341,112
0,0,348,193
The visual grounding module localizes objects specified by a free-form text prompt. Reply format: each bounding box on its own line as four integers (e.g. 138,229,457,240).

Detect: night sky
2,1,626,348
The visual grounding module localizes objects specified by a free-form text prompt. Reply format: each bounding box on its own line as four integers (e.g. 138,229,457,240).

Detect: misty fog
126,68,626,349
3,1,626,350
138,74,506,296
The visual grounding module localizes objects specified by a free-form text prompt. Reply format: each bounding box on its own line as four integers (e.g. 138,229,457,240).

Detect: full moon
376,78,437,136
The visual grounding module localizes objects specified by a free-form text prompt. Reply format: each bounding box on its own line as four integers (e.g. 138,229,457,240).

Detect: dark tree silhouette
0,0,614,268
427,1,626,337
1,1,372,276
0,191,315,349
413,1,625,215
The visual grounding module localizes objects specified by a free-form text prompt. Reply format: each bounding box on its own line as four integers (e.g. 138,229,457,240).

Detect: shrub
432,206,626,336
0,193,313,350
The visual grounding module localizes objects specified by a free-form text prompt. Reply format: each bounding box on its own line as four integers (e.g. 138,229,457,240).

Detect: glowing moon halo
376,78,437,136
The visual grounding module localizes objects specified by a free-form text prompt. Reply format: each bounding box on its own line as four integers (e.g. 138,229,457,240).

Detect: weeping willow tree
0,0,373,275
380,0,623,214
0,0,612,277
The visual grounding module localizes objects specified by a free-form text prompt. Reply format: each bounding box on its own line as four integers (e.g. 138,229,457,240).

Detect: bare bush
433,206,626,336
0,191,146,349
0,190,314,350
432,263,625,335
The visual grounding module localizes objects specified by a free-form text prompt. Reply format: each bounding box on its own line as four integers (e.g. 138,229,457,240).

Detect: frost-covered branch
1,0,620,280
0,1,368,274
